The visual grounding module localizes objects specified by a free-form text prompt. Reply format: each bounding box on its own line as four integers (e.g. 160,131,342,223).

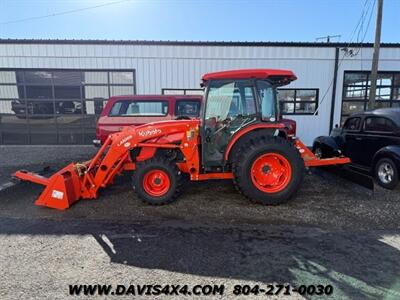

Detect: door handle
355,137,362,141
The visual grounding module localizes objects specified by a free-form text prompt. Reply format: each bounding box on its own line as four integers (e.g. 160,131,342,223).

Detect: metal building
1,39,400,145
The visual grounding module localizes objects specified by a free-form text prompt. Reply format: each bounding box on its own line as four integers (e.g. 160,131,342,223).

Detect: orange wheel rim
143,169,171,197
251,153,292,193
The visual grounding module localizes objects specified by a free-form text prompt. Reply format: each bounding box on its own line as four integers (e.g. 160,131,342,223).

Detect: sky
0,0,399,43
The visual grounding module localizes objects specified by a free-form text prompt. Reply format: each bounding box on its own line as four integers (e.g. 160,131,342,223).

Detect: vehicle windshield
205,80,256,123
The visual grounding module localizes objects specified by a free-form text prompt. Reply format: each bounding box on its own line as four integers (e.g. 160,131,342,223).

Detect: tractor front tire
133,157,183,205
233,136,304,205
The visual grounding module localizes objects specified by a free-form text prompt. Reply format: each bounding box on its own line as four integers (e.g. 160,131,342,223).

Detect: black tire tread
232,135,304,205
132,156,183,205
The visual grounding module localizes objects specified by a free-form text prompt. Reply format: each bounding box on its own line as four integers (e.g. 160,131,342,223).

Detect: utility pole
368,0,384,110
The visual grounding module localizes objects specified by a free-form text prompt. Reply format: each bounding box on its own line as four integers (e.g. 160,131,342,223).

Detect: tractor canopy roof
201,69,297,86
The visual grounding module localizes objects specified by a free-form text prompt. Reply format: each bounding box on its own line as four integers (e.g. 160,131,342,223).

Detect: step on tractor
14,69,350,210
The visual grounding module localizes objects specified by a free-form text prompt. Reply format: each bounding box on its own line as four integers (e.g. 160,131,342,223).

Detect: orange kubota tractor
14,69,350,210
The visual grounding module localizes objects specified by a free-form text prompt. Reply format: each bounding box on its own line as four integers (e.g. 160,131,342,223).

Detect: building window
0,69,135,145
277,88,318,115
162,88,204,95
341,71,400,122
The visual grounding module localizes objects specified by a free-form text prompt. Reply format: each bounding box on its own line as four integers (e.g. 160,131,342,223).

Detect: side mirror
330,124,342,136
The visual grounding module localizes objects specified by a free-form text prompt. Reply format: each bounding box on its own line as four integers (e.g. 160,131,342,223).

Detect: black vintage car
313,108,400,189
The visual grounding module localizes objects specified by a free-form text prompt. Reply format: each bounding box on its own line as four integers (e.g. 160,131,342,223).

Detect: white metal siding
1,42,400,145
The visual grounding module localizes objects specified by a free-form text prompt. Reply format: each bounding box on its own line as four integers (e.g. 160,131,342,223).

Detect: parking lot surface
1,146,400,299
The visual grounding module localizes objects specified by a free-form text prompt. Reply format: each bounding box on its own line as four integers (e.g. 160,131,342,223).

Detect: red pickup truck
94,95,202,145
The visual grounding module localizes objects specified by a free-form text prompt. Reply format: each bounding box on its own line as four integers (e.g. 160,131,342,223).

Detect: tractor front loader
14,69,350,210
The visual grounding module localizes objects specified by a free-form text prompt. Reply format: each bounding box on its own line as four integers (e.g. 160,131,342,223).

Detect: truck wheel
375,158,399,190
133,157,182,205
232,136,304,205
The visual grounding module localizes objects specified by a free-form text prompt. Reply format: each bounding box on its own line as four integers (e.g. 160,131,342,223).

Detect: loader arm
14,120,201,210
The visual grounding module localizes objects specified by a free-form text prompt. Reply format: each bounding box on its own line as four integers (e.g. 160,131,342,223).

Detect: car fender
372,145,400,170
312,136,341,156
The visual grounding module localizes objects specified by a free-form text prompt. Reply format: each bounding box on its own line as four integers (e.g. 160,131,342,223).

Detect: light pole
368,0,384,110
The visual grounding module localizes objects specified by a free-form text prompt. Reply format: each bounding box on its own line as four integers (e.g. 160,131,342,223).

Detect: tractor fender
224,123,286,162
371,145,400,171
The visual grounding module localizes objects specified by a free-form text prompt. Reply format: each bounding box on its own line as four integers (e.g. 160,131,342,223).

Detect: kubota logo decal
117,135,133,147
138,128,161,137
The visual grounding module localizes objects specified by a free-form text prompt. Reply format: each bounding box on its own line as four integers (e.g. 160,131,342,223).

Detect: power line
352,0,376,56
360,0,376,43
347,0,371,44
355,0,376,70
0,0,133,25
357,0,371,42
313,0,376,115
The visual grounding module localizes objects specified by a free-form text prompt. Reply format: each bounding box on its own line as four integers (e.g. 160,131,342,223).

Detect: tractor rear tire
232,135,304,205
133,157,183,205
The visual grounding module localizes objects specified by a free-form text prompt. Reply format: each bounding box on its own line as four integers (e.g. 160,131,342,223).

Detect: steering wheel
212,118,232,135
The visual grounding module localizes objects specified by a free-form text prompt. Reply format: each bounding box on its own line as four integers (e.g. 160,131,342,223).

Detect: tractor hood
134,119,200,131
116,119,200,142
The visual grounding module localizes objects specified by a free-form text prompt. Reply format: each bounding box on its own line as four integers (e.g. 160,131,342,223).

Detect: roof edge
0,39,399,48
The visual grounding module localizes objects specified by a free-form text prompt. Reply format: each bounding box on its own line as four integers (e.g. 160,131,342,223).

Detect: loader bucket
14,163,83,210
